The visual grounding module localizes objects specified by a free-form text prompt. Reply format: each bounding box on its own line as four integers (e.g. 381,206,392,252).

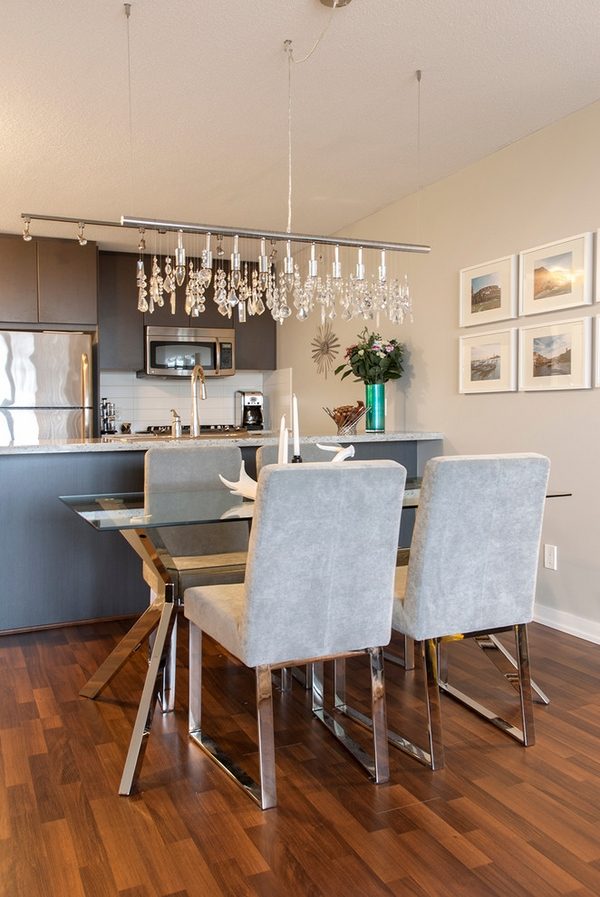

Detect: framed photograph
595,316,600,387
459,255,517,327
519,317,591,391
459,329,517,394
519,232,592,316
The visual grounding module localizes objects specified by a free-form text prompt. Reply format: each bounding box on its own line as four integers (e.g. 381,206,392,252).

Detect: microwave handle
215,339,221,375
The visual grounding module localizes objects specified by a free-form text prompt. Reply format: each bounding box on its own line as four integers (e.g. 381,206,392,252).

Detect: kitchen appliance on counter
236,390,264,430
0,330,93,445
143,326,235,378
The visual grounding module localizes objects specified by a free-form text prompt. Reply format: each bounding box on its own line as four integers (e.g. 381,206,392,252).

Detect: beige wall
278,99,600,642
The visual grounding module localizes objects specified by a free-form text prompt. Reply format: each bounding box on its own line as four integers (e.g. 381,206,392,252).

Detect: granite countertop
0,431,443,455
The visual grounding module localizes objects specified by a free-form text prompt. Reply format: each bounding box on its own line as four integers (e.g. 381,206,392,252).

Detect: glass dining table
61,480,423,795
61,476,564,796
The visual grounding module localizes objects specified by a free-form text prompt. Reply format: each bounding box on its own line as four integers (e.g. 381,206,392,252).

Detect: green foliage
334,328,404,385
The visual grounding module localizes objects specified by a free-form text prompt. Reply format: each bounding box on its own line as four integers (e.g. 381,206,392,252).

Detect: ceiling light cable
284,40,294,236
124,3,135,208
295,0,340,65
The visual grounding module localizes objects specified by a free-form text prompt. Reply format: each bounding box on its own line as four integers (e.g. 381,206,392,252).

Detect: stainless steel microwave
144,326,235,377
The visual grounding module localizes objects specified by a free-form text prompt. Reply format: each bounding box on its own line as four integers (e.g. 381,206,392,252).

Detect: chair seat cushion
171,551,247,571
185,583,246,660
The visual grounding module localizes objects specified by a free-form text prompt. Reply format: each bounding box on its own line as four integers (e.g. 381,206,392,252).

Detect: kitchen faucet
191,364,207,437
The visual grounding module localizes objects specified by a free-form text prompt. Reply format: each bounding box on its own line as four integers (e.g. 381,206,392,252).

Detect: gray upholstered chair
388,453,550,770
143,445,249,709
184,459,406,809
143,444,248,596
255,441,341,474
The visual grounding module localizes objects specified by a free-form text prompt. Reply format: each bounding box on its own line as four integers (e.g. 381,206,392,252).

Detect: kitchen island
0,431,442,632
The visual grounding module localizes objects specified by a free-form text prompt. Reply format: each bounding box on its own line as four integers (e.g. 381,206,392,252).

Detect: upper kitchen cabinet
0,234,38,322
97,249,276,371
0,234,97,327
235,309,276,370
98,251,144,371
37,239,97,325
143,285,191,327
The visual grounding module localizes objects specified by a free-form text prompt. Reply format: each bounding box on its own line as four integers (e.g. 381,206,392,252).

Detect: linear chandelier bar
21,212,123,228
21,211,430,255
20,210,424,325
121,215,431,254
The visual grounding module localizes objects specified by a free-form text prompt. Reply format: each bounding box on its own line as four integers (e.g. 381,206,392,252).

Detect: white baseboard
534,604,600,645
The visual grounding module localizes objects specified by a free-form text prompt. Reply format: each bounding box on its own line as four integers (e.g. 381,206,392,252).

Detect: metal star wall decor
311,322,340,378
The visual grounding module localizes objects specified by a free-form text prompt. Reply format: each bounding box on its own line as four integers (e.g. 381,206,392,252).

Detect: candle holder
291,455,303,463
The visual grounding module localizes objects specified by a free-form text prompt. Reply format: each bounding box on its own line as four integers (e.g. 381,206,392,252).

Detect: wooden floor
1,619,600,897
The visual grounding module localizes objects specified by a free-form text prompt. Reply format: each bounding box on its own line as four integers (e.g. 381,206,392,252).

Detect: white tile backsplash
99,370,264,432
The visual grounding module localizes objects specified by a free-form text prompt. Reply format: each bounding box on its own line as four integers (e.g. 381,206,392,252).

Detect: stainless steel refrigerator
0,330,93,444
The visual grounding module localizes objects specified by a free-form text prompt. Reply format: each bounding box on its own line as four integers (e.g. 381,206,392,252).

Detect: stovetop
135,424,250,435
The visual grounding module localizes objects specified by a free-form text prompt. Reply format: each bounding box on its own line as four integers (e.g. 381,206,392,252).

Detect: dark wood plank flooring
1,620,599,897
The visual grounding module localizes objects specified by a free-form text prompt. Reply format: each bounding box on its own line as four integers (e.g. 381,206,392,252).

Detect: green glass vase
365,383,385,432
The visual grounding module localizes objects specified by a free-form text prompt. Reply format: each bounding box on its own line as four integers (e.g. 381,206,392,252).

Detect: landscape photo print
519,233,592,316
519,317,591,390
459,329,517,393
459,255,517,327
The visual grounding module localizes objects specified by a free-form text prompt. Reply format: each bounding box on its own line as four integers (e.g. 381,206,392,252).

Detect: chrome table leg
119,597,177,795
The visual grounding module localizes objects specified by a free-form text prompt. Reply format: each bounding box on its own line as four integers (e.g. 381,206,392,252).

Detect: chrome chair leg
369,647,390,783
333,658,346,710
312,653,390,783
384,635,415,671
188,622,202,734
329,644,441,770
188,632,277,809
474,632,549,705
437,624,536,746
515,624,535,746
378,638,444,770
160,614,178,712
278,667,292,693
423,638,445,769
256,665,277,809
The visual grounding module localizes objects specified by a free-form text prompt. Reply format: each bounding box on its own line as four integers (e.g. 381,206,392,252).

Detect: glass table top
61,478,423,531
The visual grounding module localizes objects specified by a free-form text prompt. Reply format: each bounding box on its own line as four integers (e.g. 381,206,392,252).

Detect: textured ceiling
2,0,600,251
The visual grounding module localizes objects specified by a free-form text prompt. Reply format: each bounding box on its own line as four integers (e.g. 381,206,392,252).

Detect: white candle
292,394,300,457
278,414,287,464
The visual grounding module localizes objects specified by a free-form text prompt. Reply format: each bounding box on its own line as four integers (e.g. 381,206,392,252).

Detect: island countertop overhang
0,430,444,456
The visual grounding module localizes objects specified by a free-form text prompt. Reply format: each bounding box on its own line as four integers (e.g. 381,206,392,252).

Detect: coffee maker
237,391,264,430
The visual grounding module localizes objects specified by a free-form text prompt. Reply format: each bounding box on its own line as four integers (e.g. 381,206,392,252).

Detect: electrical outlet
544,544,558,571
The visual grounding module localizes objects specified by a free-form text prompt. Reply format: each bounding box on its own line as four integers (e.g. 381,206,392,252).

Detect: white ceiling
2,0,600,252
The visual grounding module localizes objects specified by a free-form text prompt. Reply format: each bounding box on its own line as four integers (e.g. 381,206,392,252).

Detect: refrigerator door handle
81,353,90,408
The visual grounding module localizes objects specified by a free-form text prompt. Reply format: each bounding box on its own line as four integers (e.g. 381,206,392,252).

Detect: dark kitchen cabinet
37,239,97,325
97,249,276,372
0,234,38,322
235,307,276,370
0,233,97,327
98,251,144,371
143,286,191,327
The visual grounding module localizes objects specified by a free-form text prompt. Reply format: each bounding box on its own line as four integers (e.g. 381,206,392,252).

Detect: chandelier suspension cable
416,69,423,244
295,0,339,64
124,3,135,208
285,40,293,236
284,0,339,234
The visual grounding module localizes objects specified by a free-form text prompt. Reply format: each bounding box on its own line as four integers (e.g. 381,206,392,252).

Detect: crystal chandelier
20,2,429,327
123,30,428,326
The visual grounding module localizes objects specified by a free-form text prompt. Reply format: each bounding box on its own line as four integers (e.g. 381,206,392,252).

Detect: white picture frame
459,328,517,394
519,317,591,391
595,315,600,387
459,255,517,327
519,232,592,316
